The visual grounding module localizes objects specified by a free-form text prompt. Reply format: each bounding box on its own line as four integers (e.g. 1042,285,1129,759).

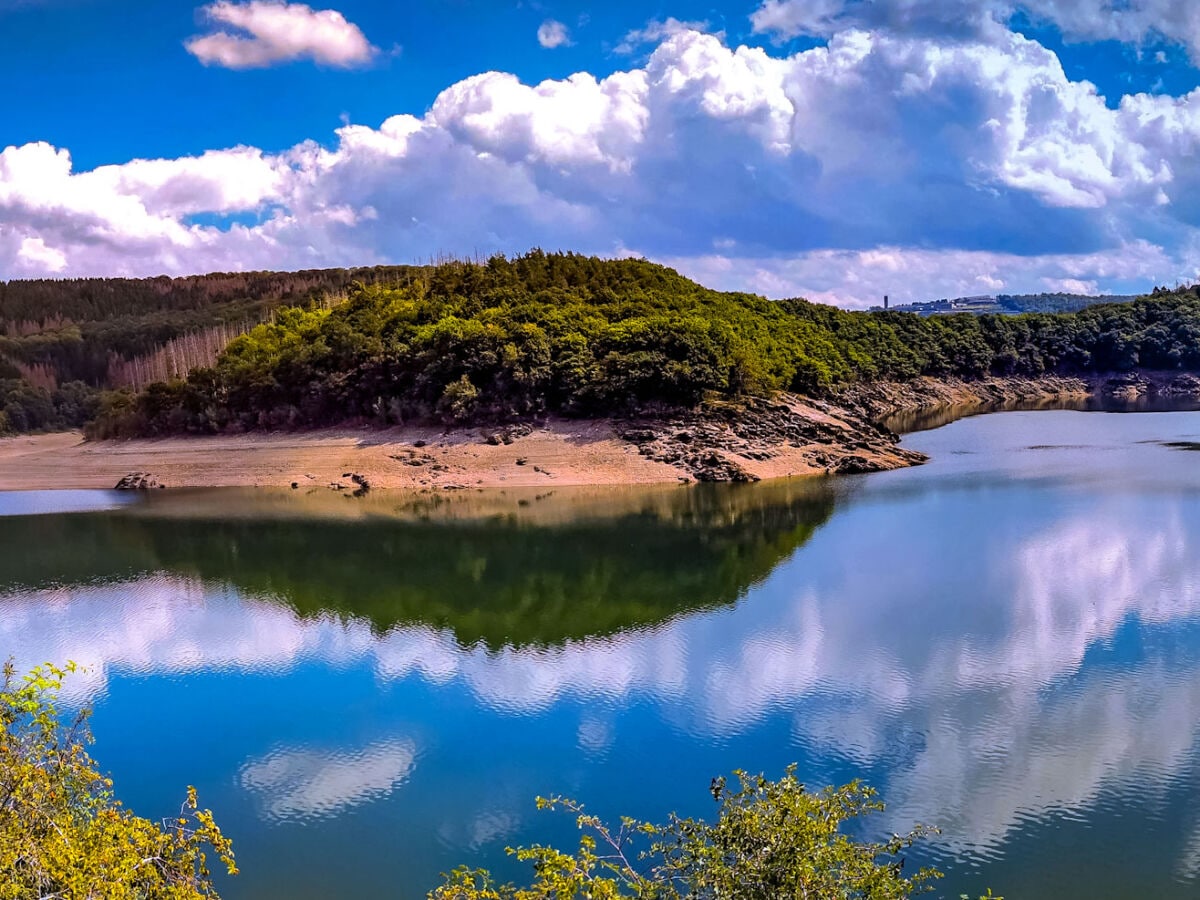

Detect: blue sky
4,0,825,167
4,0,1200,305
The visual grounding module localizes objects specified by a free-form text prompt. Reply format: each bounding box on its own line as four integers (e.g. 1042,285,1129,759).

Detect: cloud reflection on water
3,440,1200,861
240,738,418,823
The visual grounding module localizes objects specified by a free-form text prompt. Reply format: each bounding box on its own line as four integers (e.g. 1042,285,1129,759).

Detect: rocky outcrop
613,371,1177,483
330,472,372,496
829,454,891,475
483,424,534,446
1096,371,1200,400
1099,373,1149,402
835,375,1092,424
114,472,164,490
1161,373,1200,395
620,394,927,482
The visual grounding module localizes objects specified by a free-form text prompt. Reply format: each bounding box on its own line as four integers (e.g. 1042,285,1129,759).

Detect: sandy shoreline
0,419,845,492
0,422,675,491
0,376,1110,492
0,394,917,491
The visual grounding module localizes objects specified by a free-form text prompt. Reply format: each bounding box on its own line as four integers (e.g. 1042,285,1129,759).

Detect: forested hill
996,291,1142,313
0,265,427,386
73,251,1200,437
0,266,433,323
0,264,438,432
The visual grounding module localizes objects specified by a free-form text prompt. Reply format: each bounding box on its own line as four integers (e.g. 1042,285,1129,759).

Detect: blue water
0,489,132,517
4,409,1200,898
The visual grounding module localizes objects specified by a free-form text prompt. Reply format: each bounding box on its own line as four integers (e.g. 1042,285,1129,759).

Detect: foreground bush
431,767,1001,899
0,662,236,898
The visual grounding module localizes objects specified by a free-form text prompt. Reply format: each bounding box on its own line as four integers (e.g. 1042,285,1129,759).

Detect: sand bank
0,376,1115,492
0,399,913,491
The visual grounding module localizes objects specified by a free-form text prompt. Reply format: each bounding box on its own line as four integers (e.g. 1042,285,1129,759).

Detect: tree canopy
6,252,1200,435
94,252,1200,436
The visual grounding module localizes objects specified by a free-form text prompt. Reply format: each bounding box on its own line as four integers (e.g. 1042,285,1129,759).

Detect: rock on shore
1094,371,1200,402
833,375,1093,422
114,472,165,490
618,393,929,482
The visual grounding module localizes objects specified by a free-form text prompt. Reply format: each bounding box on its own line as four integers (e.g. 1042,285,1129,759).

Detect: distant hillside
0,265,431,388
0,260,444,434
0,264,437,433
877,291,1143,316
997,292,1143,314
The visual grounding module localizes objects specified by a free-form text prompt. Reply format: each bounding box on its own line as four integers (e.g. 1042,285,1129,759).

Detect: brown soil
1,372,1189,492
0,409,910,492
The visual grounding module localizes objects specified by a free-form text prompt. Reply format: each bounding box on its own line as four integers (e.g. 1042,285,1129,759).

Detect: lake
5,408,1200,898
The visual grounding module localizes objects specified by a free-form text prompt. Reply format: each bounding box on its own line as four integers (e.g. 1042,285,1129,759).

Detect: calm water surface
5,409,1200,898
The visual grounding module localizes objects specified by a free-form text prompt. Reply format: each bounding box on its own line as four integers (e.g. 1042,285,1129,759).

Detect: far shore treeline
2,251,1200,435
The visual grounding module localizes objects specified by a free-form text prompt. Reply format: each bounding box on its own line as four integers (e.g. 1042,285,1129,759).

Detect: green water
4,408,1200,898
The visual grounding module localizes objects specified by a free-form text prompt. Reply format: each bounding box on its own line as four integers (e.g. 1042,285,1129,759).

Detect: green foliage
0,265,441,434
0,661,235,898
0,378,111,434
0,266,425,388
439,374,481,423
98,253,1200,435
430,767,1000,900
995,292,1139,314
8,252,1200,435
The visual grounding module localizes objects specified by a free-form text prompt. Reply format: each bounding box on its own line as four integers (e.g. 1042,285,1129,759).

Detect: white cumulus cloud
752,0,1200,62
4,24,1200,302
657,240,1189,308
185,0,378,69
614,17,717,54
536,19,571,49
16,236,65,273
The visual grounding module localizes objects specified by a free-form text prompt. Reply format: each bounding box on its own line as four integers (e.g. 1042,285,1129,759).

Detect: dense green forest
4,252,1200,435
0,265,436,433
0,372,101,433
0,265,426,384
92,252,1200,436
